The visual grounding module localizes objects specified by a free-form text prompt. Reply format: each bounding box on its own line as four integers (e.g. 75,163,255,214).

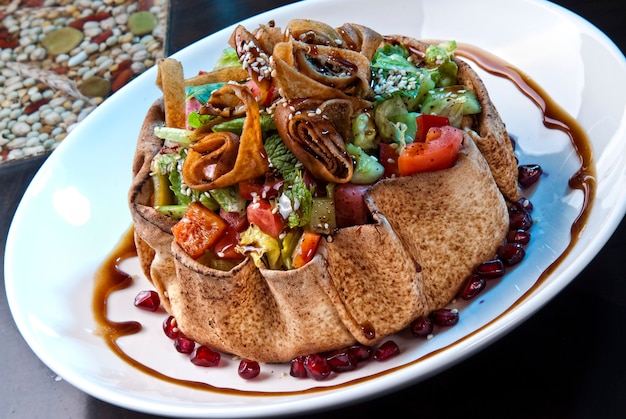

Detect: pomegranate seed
507,229,531,245
238,359,261,379
347,344,373,362
497,243,526,266
373,340,400,361
133,290,160,311
304,353,332,380
327,350,358,372
460,274,486,300
508,207,533,231
162,315,181,339
191,346,221,367
476,259,505,279
518,164,543,188
514,197,534,214
430,308,459,327
410,316,434,338
290,356,308,378
174,336,195,354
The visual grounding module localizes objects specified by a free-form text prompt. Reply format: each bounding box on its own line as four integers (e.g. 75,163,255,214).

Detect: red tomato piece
238,177,283,201
415,114,450,143
246,199,285,238
379,142,400,178
334,184,370,228
213,225,244,260
292,231,322,268
219,209,249,232
244,79,275,107
398,125,464,176
171,202,228,259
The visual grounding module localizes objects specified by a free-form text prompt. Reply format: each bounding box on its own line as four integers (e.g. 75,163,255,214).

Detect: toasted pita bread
129,27,514,363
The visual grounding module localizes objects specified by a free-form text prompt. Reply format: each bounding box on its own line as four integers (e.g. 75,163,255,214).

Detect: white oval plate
5,0,626,417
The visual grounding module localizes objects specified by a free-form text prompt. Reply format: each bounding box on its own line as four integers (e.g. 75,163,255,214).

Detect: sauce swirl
93,43,596,394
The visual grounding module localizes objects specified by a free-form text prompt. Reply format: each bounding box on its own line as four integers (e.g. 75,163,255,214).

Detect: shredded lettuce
238,224,282,269
423,41,458,87
185,83,224,105
421,86,481,127
374,95,419,149
370,44,435,105
214,47,242,70
280,229,302,270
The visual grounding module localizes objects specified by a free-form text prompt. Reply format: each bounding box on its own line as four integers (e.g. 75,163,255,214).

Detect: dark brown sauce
93,44,596,395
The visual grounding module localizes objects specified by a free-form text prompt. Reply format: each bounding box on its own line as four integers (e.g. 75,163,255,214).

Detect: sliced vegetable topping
153,27,482,269
171,202,228,259
398,125,464,176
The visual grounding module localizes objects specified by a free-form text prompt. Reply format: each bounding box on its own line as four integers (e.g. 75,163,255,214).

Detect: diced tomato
238,177,284,201
292,231,322,268
334,183,370,228
171,202,228,259
379,142,400,178
246,199,285,238
398,125,464,176
415,114,450,143
219,209,249,232
245,79,275,107
213,225,245,260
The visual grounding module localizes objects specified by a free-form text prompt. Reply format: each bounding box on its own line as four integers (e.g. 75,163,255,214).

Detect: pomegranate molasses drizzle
93,44,596,395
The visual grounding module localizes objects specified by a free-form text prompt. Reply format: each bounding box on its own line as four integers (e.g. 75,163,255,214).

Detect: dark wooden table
2,1,625,417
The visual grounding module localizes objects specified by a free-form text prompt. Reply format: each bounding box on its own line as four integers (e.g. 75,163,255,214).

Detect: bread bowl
129,19,519,363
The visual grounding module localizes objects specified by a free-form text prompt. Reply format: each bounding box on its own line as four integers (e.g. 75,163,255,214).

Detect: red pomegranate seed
518,164,543,188
508,207,533,231
373,340,400,361
460,274,486,300
514,197,534,214
191,346,221,367
162,315,181,339
290,356,308,378
238,359,261,379
410,316,434,338
133,290,160,311
497,243,526,266
174,336,195,354
507,229,531,245
304,353,332,380
347,344,373,362
430,308,459,327
476,259,505,279
326,350,358,372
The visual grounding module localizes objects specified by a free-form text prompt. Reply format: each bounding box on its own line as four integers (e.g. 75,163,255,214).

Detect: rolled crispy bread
129,32,513,363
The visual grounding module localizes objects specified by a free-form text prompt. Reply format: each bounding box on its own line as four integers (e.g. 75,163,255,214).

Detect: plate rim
5,0,626,416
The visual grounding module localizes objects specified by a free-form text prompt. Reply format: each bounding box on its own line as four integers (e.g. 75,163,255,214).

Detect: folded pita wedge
129,22,517,363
